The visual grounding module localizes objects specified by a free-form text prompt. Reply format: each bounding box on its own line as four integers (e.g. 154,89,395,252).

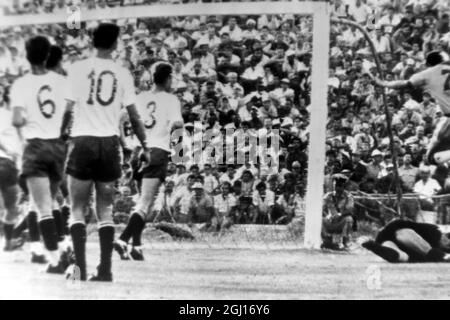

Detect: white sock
48,250,60,266
116,239,127,246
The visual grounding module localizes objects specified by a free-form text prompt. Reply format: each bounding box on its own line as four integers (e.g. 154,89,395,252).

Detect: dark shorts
22,138,66,182
66,136,121,183
140,147,170,182
0,158,19,189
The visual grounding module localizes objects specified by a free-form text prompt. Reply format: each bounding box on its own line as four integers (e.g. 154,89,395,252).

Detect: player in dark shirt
363,219,450,263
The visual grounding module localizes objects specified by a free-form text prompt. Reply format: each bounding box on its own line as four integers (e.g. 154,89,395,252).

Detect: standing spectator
414,166,441,211
399,153,420,192
212,182,236,231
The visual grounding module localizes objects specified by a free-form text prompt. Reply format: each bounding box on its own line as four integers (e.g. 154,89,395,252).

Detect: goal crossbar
0,2,323,27
0,1,330,249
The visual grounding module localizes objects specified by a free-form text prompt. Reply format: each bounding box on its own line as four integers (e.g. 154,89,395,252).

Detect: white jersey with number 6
66,57,136,137
137,90,183,152
9,72,69,140
409,63,450,115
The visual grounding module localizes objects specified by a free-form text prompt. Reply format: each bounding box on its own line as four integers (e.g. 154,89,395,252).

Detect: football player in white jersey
10,36,72,274
0,95,22,252
371,51,450,166
62,23,150,281
114,62,183,261
9,45,70,265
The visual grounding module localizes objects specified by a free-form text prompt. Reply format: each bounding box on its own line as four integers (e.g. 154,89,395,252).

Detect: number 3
37,85,56,119
87,70,118,106
144,101,156,129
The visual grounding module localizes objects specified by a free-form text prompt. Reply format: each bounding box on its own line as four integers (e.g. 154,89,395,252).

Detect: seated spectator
212,182,237,231
187,182,215,224
399,154,420,192
151,180,177,222
252,181,275,224
414,166,441,211
322,173,355,250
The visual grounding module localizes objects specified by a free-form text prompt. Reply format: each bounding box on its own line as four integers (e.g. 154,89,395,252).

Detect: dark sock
99,225,115,275
132,215,145,247
70,223,87,280
39,218,59,251
12,218,27,238
120,213,144,244
61,206,70,236
3,224,14,241
28,211,40,242
52,210,65,242
362,240,400,263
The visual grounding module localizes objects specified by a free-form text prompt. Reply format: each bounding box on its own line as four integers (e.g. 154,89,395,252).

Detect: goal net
0,1,330,249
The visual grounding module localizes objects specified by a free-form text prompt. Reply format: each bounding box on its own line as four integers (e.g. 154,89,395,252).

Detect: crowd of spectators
2,0,450,231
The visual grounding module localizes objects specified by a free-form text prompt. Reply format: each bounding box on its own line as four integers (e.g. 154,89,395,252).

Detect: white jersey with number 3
9,72,69,140
137,90,183,152
409,64,450,115
66,57,136,137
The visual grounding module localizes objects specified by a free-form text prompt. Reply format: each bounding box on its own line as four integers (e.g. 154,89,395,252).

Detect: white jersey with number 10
137,90,183,152
66,57,136,137
409,63,450,115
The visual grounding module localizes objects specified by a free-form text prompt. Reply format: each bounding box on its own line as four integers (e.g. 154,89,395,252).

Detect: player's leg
1,184,22,251
68,175,93,281
27,176,65,273
362,239,408,263
394,228,447,262
11,176,46,262
0,158,22,251
59,175,71,239
89,136,122,281
49,139,72,252
132,178,160,260
88,180,115,281
50,182,65,244
66,136,100,280
115,148,169,261
27,201,47,263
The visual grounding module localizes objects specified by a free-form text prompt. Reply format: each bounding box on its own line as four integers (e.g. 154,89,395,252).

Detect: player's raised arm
369,72,413,90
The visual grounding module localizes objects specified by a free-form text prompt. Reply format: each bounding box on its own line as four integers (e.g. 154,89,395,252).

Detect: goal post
0,1,330,249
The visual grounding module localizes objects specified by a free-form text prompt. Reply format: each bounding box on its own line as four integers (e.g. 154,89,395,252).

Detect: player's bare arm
126,103,151,164
11,106,26,128
369,73,413,89
60,100,75,140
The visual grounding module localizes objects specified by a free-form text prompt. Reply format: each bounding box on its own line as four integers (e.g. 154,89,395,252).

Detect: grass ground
1,224,450,300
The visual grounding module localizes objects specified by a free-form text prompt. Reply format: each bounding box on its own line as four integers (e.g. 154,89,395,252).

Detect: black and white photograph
1,0,450,302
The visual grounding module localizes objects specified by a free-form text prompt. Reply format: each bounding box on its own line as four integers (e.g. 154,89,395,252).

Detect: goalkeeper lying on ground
362,220,450,263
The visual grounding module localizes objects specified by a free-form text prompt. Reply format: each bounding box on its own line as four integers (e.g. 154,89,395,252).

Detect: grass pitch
0,224,449,300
